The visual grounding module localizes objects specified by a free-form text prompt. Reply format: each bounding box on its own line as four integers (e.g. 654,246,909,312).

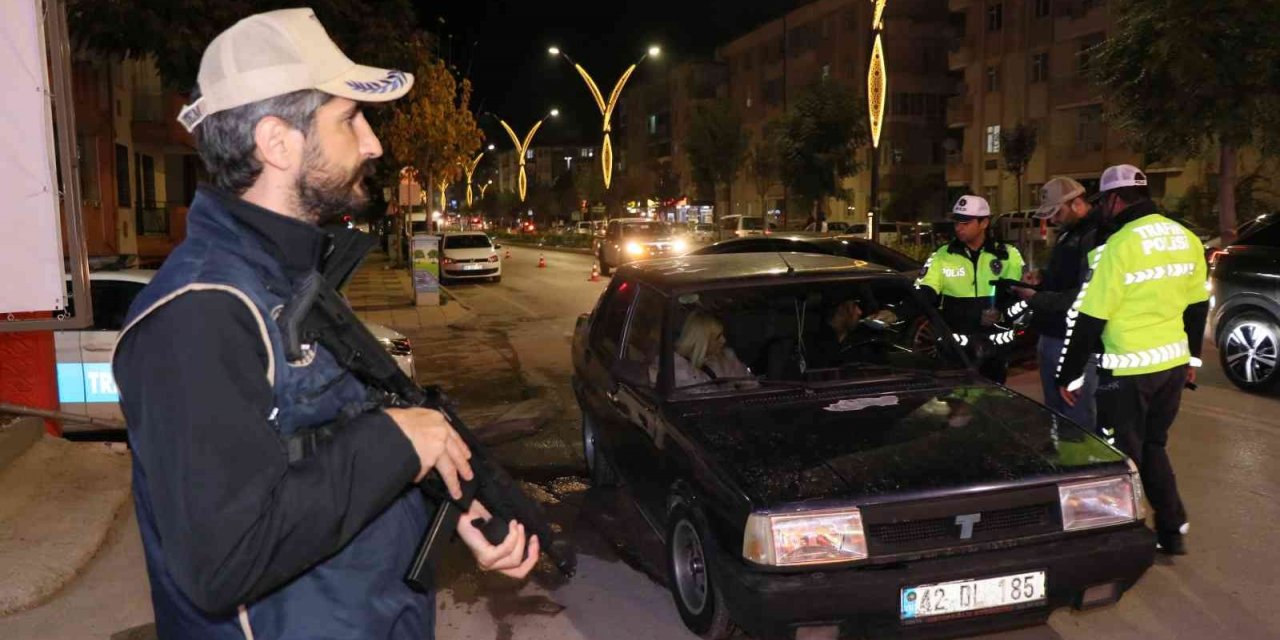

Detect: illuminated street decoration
552,47,658,190
438,178,448,212
478,180,492,199
872,0,886,29
496,111,556,202
463,152,484,207
868,33,886,149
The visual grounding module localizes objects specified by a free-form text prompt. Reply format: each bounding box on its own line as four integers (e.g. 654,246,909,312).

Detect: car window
696,224,714,232
720,218,736,231
620,286,665,387
444,235,491,249
90,280,144,331
741,218,764,230
622,222,670,236
1239,218,1280,248
608,221,620,237
865,244,919,271
590,280,639,362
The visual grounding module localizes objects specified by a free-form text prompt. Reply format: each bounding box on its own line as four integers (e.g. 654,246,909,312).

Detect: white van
716,215,773,241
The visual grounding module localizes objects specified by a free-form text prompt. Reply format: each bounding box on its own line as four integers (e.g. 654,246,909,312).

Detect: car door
604,221,621,264
581,279,639,477
609,284,669,517
80,279,142,421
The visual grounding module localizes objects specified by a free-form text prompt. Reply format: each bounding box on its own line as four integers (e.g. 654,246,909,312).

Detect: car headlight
743,508,867,566
625,241,645,256
671,238,688,253
1058,474,1141,532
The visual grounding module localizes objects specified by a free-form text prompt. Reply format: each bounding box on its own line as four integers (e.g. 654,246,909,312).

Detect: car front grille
449,257,493,264
861,487,1061,556
444,266,499,276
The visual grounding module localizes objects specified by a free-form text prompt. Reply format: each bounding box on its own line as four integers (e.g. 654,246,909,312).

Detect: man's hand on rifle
386,407,474,497
459,501,541,579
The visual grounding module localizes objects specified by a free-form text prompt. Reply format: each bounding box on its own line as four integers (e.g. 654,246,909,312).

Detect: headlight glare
1059,476,1138,532
625,241,645,256
672,238,688,253
743,509,867,566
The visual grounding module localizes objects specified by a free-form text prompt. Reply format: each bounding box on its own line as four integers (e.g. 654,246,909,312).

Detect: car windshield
740,217,764,230
623,222,671,236
444,235,492,249
666,277,967,397
695,224,715,231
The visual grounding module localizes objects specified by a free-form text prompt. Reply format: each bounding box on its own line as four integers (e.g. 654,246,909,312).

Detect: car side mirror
576,313,589,331
610,359,652,388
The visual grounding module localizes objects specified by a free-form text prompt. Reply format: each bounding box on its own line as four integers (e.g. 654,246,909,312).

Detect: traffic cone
538,254,547,268
589,263,600,282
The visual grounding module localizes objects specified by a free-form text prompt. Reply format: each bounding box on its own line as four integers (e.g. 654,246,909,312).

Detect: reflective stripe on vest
1099,341,1189,371
1123,262,1197,286
1006,300,1028,317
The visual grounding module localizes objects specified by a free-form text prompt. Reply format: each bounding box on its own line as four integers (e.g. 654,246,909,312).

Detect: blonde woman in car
672,310,754,388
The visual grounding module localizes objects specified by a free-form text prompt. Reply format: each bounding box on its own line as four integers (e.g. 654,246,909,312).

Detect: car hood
678,383,1124,507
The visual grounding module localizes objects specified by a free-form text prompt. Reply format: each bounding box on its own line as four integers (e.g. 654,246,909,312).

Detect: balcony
132,92,196,150
948,0,973,11
946,96,973,126
948,44,973,71
946,155,970,184
1049,76,1101,108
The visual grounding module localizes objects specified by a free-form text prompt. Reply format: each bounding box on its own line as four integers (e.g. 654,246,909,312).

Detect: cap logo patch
1133,171,1147,185
176,97,207,133
958,197,969,208
346,70,408,94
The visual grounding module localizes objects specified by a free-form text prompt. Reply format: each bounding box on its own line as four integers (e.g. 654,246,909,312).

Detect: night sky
417,0,798,145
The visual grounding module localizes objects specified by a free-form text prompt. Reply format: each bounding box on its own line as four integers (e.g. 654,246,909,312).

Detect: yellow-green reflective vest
1074,213,1208,376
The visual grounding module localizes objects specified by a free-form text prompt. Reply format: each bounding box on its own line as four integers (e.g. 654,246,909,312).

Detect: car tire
492,274,502,284
666,504,734,640
598,252,612,276
1219,311,1280,392
581,408,617,487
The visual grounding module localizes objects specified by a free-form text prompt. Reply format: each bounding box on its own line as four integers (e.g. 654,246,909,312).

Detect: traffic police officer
916,196,1025,383
1056,164,1208,555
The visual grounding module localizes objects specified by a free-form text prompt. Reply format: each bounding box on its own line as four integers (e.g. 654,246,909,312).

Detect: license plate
900,571,1045,622
462,264,483,271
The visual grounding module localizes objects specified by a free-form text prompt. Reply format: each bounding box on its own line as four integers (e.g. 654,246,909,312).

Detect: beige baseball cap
1034,177,1086,219
177,7,414,133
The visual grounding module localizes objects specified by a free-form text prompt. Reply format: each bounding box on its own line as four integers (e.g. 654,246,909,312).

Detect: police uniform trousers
1095,365,1188,534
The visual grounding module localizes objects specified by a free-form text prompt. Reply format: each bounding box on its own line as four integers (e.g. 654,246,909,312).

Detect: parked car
55,269,415,431
1209,216,1280,391
687,222,717,244
716,215,774,241
572,252,1153,639
801,220,851,234
440,232,502,283
596,218,689,276
692,234,922,275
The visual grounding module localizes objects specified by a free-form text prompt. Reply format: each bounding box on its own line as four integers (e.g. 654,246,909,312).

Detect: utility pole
867,0,888,242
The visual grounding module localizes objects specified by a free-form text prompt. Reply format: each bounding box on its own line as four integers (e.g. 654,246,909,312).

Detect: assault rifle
278,229,576,592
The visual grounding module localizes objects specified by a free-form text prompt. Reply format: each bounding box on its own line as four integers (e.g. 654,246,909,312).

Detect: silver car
55,269,415,426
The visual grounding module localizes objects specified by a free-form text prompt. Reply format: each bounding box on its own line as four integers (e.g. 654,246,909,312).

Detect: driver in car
672,310,754,389
807,298,898,369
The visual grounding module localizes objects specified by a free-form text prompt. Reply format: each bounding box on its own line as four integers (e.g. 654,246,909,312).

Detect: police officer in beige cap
1006,177,1103,429
114,9,536,638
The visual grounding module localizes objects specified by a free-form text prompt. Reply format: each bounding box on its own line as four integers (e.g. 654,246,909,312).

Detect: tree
778,80,868,224
384,49,484,217
746,124,783,216
1000,123,1038,257
685,99,748,221
1088,0,1280,244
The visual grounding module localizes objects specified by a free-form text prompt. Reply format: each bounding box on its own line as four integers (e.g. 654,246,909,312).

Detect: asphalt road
4,244,1277,640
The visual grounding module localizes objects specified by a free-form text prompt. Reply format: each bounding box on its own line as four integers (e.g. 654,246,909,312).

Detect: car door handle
83,344,114,352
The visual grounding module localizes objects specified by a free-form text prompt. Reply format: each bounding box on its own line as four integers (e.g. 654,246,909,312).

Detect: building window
986,66,1000,91
746,93,753,108
983,186,999,208
526,149,535,160
764,79,783,107
1031,53,1049,83
1076,105,1103,152
648,114,657,134
114,143,130,208
77,137,101,203
986,124,1002,154
821,64,831,79
1035,0,1052,18
987,3,1003,31
1078,33,1105,75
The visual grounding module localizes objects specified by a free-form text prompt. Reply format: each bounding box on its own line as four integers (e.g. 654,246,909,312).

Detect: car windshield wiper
673,376,806,393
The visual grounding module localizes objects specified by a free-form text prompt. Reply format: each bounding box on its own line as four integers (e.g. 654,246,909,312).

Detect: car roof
443,231,489,236
616,252,896,289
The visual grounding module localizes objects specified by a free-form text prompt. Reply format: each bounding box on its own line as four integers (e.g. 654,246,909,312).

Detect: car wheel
581,408,616,487
1219,311,1280,392
598,252,612,276
492,274,502,284
666,505,734,640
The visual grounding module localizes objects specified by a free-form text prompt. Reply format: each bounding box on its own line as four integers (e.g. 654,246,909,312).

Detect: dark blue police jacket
116,190,435,639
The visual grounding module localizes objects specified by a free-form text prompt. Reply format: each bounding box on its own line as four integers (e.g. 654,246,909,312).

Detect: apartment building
717,0,953,223
945,0,1209,214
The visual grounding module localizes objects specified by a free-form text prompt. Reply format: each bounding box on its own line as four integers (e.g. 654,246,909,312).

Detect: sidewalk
344,250,475,334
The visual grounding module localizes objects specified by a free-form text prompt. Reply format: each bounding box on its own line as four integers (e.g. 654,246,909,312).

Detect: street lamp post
493,109,559,202
867,0,888,241
550,45,660,191
478,179,493,200
464,144,495,208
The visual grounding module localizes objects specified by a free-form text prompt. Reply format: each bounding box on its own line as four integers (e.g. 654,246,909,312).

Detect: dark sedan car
572,253,1153,640
692,234,922,274
1209,216,1280,391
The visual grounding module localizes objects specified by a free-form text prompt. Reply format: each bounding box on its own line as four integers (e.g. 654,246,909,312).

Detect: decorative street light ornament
463,152,485,207
554,46,655,191
868,33,886,149
498,117,549,202
872,0,887,30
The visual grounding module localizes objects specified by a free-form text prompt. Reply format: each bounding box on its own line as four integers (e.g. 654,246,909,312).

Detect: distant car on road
55,269,415,430
440,232,502,284
1209,216,1280,392
572,252,1154,640
716,215,774,241
687,222,717,244
596,218,689,276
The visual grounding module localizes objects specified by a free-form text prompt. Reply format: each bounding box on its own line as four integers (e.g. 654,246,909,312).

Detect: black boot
1156,530,1187,555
